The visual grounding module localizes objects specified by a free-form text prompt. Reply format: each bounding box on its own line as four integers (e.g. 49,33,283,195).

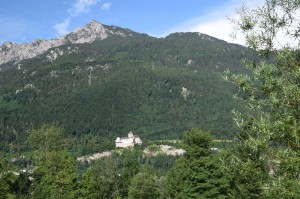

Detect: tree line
0,0,299,198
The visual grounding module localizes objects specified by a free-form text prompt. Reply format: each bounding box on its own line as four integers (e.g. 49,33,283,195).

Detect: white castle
115,131,142,148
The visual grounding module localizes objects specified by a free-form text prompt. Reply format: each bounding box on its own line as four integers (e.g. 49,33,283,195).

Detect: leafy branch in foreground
225,0,300,197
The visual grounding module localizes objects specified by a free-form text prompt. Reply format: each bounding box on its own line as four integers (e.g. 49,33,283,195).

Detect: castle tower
128,131,133,138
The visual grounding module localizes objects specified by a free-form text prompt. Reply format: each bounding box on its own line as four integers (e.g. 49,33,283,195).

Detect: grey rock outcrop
0,20,129,65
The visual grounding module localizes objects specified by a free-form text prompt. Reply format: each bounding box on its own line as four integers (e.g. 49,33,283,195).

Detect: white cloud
101,2,112,10
54,0,101,36
69,0,101,16
53,18,71,36
163,0,265,45
190,17,238,43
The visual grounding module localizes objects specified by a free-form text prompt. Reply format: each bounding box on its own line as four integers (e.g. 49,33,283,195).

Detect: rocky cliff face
0,20,131,65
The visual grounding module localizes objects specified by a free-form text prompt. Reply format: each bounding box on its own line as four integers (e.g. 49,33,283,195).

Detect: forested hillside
0,28,254,154
0,0,299,198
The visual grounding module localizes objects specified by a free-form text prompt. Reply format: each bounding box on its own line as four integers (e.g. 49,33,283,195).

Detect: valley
0,21,253,155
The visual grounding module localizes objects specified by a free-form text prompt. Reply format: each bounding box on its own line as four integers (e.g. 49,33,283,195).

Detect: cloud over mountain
54,0,102,36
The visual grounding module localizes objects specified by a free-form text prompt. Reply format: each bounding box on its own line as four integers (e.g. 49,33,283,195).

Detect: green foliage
27,124,64,152
0,153,11,198
77,157,120,199
1,172,31,198
0,30,253,154
220,149,267,199
30,151,77,198
27,125,77,199
118,149,141,197
0,171,10,199
128,167,161,199
183,128,213,159
225,0,300,197
141,153,179,172
166,129,232,198
0,127,234,198
1,18,287,198
166,157,189,198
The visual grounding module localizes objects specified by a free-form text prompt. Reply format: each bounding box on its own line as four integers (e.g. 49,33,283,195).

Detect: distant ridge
0,20,137,65
0,19,254,153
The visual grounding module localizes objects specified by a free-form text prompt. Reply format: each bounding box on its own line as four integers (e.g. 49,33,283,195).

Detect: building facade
115,131,142,148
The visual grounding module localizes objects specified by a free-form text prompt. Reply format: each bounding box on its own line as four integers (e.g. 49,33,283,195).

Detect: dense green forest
0,22,256,155
0,0,299,198
0,127,232,199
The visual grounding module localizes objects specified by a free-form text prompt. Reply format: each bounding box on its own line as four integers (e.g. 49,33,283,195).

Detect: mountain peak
74,20,103,33
87,20,102,27
67,20,108,44
0,20,130,65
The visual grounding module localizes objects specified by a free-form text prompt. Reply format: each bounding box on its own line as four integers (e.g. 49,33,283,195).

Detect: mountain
0,20,139,65
0,20,254,154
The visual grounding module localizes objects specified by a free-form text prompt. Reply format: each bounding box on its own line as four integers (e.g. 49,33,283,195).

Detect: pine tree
166,129,232,198
28,124,77,198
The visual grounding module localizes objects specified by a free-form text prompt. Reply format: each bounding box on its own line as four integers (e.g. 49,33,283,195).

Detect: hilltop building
115,131,142,148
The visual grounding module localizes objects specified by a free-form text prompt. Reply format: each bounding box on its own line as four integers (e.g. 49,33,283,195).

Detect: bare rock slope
0,20,131,65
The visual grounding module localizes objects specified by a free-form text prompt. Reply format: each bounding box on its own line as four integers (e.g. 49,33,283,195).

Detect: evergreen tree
0,157,10,199
119,149,141,198
0,152,31,198
0,179,9,199
166,129,232,198
128,166,161,199
28,124,77,199
77,157,120,199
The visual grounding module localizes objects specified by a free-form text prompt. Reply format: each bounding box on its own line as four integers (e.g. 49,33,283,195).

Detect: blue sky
0,0,263,45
